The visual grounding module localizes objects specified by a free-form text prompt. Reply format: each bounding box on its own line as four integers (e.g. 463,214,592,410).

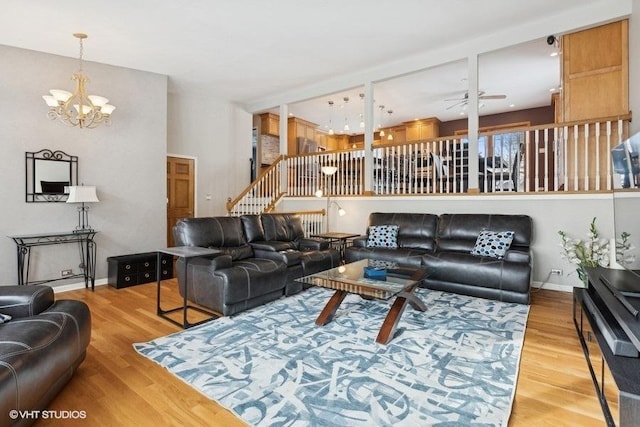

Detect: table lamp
66,185,99,232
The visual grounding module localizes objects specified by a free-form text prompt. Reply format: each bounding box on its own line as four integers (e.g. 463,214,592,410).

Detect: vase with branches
558,217,610,284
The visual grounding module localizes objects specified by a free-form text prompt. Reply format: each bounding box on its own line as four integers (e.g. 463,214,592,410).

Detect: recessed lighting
459,111,465,116
549,88,556,92
550,52,559,57
509,104,515,108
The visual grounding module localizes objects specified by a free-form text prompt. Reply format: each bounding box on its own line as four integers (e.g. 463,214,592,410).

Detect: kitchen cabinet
288,117,319,154
259,113,280,136
406,118,440,141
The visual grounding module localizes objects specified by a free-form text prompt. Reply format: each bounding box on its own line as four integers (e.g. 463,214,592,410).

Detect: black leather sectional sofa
173,213,339,316
345,212,533,304
0,285,91,427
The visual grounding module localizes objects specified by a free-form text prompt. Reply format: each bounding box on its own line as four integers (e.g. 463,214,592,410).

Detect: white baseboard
52,279,109,294
531,280,576,293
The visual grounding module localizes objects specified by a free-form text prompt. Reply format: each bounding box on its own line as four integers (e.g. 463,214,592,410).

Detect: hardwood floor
39,281,606,426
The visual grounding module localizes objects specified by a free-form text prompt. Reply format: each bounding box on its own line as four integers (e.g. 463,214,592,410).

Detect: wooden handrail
226,154,285,212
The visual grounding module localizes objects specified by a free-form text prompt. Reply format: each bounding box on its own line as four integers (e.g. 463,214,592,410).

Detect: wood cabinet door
167,156,195,247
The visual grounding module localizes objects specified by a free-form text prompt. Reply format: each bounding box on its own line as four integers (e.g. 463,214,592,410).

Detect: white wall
0,44,167,287
280,194,620,290
167,93,252,217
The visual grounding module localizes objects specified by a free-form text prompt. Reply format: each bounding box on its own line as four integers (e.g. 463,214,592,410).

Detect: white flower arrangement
616,231,636,266
558,217,611,283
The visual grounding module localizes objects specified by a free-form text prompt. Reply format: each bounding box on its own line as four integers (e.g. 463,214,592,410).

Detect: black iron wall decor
25,149,78,202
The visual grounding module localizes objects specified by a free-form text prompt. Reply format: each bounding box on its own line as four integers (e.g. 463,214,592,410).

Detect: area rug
134,287,529,426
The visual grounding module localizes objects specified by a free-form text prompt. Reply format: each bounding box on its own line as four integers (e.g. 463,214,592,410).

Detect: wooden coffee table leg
376,286,426,345
316,289,347,326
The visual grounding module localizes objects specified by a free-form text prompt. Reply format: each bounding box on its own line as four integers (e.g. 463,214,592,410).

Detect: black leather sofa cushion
174,217,249,251
241,214,265,242
422,251,531,294
437,213,532,253
262,213,305,241
250,241,297,252
365,212,438,250
298,238,330,251
254,248,302,266
177,257,287,315
215,244,254,261
345,246,428,267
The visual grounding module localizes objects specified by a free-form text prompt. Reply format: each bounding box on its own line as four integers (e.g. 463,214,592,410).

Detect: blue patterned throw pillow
470,230,514,259
367,224,399,248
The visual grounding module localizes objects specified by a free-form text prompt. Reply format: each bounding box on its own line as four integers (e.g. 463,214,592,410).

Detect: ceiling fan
445,91,506,110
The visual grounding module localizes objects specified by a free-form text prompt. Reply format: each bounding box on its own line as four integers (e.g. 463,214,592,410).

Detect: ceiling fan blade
446,100,467,110
479,94,507,100
443,97,466,101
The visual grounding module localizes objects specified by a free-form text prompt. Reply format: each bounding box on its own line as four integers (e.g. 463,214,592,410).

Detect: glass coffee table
296,259,428,344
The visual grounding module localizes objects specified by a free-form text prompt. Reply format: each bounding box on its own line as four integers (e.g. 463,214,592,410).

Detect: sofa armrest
0,285,54,318
351,236,368,248
298,238,329,251
249,241,294,252
504,249,531,264
186,254,233,271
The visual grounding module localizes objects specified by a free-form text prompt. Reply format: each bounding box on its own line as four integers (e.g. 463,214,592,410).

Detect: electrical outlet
61,269,73,277
550,268,563,275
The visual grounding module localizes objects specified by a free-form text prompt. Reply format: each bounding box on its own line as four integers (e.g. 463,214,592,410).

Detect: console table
574,267,640,426
9,230,98,291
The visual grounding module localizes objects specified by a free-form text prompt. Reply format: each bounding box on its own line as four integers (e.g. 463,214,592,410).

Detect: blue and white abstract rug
134,287,529,426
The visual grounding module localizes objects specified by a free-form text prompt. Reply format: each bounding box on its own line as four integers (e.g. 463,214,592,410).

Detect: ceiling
281,37,561,130
0,0,617,128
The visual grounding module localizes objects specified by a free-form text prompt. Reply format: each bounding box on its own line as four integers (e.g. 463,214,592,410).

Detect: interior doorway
167,156,195,246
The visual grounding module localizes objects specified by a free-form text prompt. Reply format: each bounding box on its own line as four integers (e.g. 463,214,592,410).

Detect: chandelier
42,33,115,129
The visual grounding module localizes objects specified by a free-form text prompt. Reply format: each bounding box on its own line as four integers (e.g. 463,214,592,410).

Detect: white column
467,55,480,192
279,104,289,193
364,81,374,195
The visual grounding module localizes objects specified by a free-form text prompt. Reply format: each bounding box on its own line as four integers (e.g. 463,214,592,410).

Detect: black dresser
107,252,173,289
574,267,640,426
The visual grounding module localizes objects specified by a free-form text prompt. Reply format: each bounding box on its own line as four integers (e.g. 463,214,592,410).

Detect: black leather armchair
0,285,91,427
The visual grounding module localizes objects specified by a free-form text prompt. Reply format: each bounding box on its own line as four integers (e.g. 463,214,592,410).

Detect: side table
156,246,220,329
311,232,359,262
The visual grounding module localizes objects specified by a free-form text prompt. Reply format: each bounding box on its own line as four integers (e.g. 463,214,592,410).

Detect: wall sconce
66,185,99,232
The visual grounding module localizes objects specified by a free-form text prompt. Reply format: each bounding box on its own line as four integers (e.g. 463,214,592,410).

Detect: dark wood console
107,252,173,289
573,267,640,426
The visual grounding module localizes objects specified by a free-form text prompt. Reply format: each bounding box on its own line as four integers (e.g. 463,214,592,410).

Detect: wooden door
167,156,195,246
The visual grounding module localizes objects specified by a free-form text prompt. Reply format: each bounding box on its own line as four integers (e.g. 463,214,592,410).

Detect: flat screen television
611,132,640,286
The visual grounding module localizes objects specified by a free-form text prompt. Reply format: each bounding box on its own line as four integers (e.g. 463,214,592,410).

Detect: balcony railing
226,115,631,214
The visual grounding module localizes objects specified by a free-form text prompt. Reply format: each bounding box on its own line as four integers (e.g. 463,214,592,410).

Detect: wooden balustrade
226,116,632,215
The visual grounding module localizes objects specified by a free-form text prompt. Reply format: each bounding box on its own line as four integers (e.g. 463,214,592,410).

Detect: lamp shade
321,166,338,176
66,186,99,203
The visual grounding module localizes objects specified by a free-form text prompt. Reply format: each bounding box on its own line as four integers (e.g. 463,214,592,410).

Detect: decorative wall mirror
26,149,78,202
